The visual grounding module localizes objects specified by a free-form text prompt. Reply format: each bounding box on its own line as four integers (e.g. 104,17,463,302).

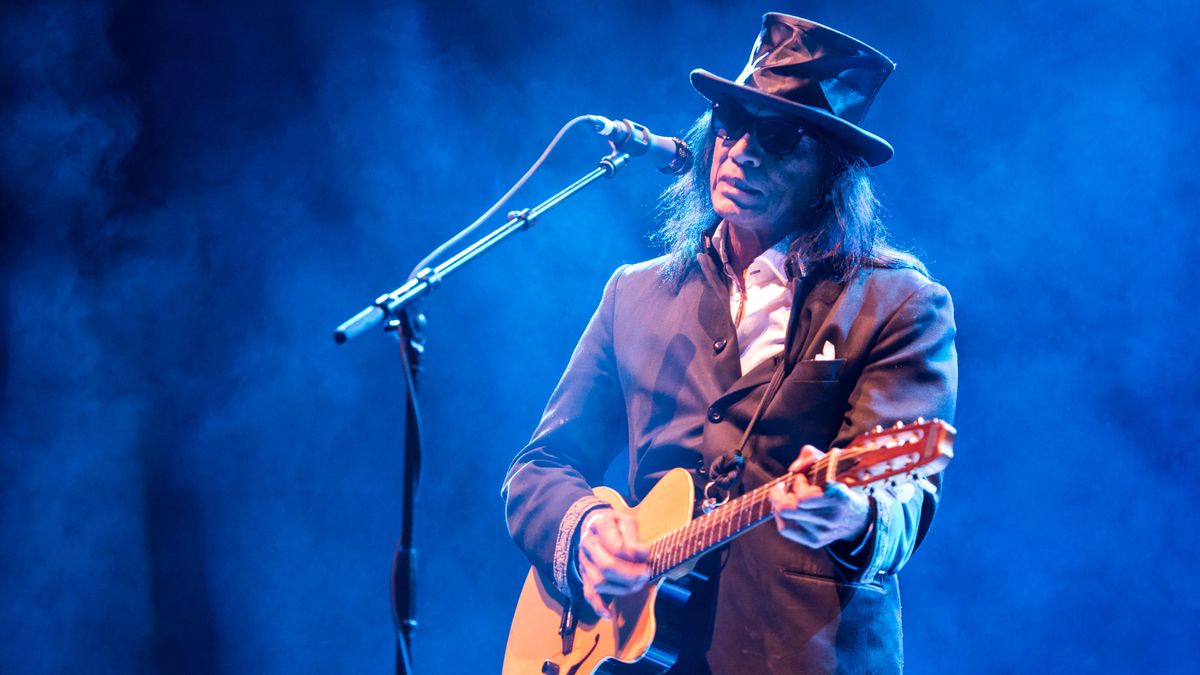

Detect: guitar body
503,468,699,675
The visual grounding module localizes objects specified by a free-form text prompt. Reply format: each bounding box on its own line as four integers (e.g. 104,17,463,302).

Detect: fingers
774,478,862,517
612,514,650,561
580,540,650,590
586,511,647,561
770,481,832,546
774,515,841,547
577,510,652,619
581,577,609,619
770,475,870,548
822,481,858,504
769,481,800,539
787,444,825,473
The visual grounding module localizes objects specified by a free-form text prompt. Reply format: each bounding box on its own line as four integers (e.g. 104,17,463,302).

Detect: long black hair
653,109,927,283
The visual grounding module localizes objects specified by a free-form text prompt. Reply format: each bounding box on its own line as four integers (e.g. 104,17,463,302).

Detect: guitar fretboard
646,463,826,579
641,420,948,579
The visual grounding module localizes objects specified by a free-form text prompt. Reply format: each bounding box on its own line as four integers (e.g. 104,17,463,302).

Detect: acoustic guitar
502,418,955,674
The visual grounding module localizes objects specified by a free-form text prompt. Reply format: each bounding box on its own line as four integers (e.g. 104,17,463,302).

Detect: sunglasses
711,102,808,156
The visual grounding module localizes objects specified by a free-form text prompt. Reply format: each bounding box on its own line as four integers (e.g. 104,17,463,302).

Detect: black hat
690,13,897,166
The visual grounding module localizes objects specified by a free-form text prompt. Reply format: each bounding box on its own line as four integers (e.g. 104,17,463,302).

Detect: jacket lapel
694,250,743,391
712,356,779,409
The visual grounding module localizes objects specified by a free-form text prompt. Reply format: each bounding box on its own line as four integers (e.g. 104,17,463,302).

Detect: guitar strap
707,254,817,498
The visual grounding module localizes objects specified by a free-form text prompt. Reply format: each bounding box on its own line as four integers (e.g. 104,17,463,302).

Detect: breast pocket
772,365,844,417
788,357,846,383
759,359,849,467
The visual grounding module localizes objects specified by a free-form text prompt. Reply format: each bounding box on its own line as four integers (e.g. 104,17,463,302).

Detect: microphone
584,115,692,175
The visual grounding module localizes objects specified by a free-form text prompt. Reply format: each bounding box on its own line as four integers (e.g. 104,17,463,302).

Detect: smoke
0,1,151,672
2,0,1199,672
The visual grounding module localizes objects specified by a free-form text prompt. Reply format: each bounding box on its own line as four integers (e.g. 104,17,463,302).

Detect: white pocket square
814,340,836,361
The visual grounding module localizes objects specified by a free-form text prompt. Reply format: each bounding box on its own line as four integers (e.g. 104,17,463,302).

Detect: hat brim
690,68,894,167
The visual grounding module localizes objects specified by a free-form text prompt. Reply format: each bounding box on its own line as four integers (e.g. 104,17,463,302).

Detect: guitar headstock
825,418,955,497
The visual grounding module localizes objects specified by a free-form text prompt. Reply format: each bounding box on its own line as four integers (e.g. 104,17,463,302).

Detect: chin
715,202,763,225
713,195,750,217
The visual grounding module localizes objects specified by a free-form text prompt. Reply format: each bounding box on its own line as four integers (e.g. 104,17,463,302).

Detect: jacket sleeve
826,278,958,581
501,266,629,596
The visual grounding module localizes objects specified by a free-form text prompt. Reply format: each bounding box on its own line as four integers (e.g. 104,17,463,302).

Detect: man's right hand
576,509,651,619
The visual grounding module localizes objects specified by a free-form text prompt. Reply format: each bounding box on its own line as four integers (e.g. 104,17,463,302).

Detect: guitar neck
644,419,953,580
645,470,797,580
648,449,854,576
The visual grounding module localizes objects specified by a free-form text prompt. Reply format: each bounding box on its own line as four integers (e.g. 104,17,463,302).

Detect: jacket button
713,338,727,354
708,406,723,422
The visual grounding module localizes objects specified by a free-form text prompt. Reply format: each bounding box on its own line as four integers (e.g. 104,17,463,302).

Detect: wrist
827,497,878,570
571,506,613,575
841,503,872,544
580,509,610,538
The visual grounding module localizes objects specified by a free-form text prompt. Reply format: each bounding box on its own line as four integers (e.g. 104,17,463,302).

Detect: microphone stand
391,307,423,675
334,151,631,345
333,149,633,674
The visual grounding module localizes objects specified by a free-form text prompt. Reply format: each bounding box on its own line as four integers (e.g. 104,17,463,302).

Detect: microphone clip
585,115,692,175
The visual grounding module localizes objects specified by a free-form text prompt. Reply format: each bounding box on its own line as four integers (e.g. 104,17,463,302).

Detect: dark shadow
138,399,218,675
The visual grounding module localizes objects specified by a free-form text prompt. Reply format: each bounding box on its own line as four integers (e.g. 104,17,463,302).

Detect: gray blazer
503,243,957,674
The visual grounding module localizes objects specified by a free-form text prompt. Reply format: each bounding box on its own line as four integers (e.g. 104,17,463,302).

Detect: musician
503,13,957,673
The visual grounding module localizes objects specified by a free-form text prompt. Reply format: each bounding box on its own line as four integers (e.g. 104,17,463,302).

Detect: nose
724,131,763,168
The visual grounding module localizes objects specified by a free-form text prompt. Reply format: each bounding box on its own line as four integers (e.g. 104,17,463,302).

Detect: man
503,13,957,673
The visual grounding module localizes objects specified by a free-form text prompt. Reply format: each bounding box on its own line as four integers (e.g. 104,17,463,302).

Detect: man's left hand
767,445,871,548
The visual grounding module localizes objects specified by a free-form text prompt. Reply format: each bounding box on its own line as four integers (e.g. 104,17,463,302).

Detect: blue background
2,0,1198,672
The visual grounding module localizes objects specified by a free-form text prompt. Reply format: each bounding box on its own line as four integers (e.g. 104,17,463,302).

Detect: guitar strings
644,424,946,578
647,454,840,577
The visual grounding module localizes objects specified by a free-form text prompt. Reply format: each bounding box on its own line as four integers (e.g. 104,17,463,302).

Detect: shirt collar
713,221,792,287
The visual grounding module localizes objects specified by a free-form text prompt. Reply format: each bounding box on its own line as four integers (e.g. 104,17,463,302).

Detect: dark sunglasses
711,102,808,156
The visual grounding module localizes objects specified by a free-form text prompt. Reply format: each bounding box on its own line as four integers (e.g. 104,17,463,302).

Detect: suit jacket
503,244,957,674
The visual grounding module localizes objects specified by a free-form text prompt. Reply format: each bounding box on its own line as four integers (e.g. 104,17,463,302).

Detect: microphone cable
405,115,595,282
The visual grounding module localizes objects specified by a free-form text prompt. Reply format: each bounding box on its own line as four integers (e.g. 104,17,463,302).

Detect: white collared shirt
714,222,793,374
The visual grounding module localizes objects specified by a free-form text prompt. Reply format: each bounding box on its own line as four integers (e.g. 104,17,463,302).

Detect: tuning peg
914,476,937,494
916,417,926,424
873,424,884,433
893,420,905,429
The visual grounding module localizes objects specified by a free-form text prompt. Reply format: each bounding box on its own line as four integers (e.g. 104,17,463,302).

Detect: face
708,103,829,239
